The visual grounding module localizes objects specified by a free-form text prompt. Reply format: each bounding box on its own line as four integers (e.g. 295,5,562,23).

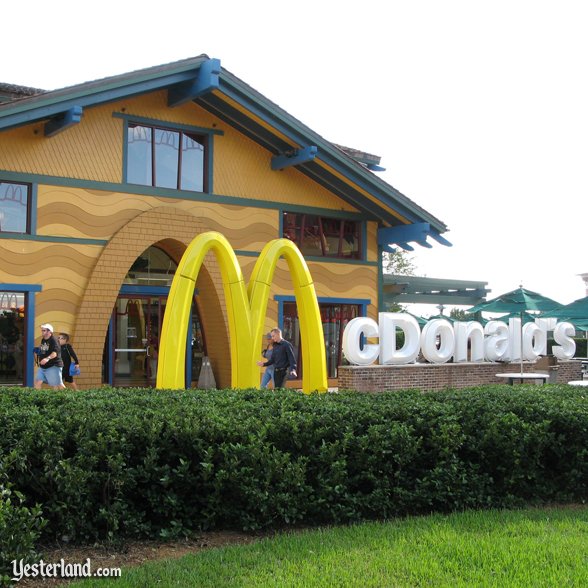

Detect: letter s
552,322,576,359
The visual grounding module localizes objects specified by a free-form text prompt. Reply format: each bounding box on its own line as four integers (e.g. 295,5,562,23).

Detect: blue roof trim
196,91,435,228
0,55,448,237
271,146,318,170
168,58,221,107
378,223,452,252
0,63,209,132
44,105,83,137
214,74,446,230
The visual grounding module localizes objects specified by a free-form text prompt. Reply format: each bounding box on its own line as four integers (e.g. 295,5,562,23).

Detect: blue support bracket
378,222,451,252
44,105,83,137
430,232,452,247
366,163,386,172
168,58,221,107
271,145,318,170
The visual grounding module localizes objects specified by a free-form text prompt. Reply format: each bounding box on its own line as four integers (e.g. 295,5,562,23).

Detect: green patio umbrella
540,296,588,339
540,295,588,321
557,317,588,331
468,287,563,373
468,287,562,315
495,311,536,324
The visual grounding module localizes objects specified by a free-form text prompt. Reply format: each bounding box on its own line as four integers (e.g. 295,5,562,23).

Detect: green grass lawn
73,505,588,587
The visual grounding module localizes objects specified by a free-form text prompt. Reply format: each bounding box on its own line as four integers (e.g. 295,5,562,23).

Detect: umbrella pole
520,311,524,374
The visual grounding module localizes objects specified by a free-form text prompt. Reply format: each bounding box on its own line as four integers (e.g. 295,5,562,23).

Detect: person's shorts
36,366,64,387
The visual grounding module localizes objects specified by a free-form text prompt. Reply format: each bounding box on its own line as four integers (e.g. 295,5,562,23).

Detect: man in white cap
34,323,66,389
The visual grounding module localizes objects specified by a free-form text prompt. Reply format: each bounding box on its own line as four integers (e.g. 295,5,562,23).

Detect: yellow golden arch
156,232,327,393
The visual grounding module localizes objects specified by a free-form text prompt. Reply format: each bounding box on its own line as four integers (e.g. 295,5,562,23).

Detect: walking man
257,328,297,388
34,324,66,389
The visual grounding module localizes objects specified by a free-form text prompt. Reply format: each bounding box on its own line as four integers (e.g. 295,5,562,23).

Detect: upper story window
127,123,207,192
283,212,362,259
0,181,30,234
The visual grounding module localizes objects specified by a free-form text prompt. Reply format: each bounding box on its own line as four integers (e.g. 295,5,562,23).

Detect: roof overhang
0,55,450,241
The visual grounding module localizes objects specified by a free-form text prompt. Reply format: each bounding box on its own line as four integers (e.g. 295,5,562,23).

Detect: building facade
0,56,449,389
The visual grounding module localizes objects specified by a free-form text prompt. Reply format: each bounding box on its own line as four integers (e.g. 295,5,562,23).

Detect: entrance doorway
113,296,163,387
0,291,26,385
111,294,206,387
106,245,207,387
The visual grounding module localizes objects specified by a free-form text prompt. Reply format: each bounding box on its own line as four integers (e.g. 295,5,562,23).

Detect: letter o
420,319,455,363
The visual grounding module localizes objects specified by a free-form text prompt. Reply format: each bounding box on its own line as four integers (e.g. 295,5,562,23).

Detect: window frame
0,180,32,235
118,111,225,194
124,120,210,193
282,211,363,260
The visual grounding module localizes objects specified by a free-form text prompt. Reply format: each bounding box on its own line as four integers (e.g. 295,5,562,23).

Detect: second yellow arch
156,232,327,393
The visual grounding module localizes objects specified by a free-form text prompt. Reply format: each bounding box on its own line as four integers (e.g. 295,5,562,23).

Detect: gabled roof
0,83,44,103
0,55,449,247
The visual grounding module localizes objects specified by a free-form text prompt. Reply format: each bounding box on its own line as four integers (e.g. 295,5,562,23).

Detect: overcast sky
4,0,587,316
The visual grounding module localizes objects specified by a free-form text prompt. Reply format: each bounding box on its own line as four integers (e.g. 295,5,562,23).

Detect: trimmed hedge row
0,385,587,544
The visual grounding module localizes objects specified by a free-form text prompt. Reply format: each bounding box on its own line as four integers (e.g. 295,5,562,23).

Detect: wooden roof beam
44,105,83,137
167,58,221,107
271,145,318,171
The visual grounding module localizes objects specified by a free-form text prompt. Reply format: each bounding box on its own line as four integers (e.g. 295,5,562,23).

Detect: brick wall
338,360,583,392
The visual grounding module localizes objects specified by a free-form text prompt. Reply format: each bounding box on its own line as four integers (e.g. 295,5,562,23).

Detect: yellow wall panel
0,91,358,213
0,241,102,342
0,104,123,182
213,128,358,210
367,221,378,262
36,185,280,249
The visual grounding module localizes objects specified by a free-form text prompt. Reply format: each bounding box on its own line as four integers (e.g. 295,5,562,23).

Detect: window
0,291,26,385
283,212,361,259
283,302,361,379
0,181,30,234
127,123,206,192
124,245,178,286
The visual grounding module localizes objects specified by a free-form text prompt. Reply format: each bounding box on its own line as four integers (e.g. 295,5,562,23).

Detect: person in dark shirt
257,328,297,388
34,323,66,389
58,332,80,390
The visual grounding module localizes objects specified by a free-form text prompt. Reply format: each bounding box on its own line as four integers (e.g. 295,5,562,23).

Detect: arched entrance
103,245,206,387
73,207,230,389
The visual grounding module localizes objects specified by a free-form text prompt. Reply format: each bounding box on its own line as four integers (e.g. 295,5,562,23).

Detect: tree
450,308,477,321
382,250,416,313
382,250,416,276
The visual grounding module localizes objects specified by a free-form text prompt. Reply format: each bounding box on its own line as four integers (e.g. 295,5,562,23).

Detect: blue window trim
1,284,42,386
118,114,218,193
107,316,114,385
29,183,38,235
119,285,171,296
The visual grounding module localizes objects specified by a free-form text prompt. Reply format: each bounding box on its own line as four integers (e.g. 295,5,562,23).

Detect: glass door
113,296,164,387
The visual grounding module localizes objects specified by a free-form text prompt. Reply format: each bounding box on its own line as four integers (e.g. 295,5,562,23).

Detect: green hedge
0,461,46,584
0,386,586,545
